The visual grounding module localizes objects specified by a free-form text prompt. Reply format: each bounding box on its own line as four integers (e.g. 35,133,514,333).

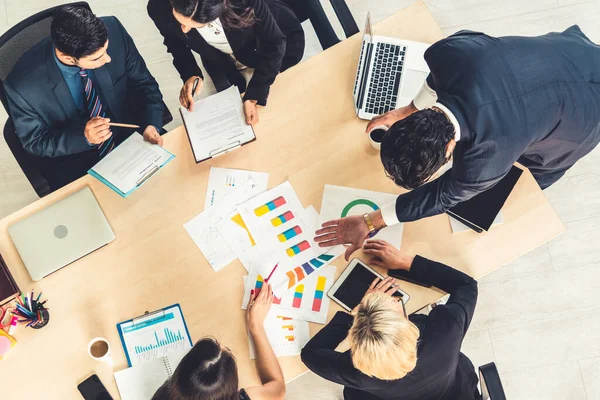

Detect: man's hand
314,215,371,261
180,76,202,111
365,102,418,133
243,99,259,126
143,125,163,146
363,239,414,271
84,117,112,145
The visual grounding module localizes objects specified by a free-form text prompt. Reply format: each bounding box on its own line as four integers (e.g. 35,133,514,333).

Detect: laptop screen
353,13,374,112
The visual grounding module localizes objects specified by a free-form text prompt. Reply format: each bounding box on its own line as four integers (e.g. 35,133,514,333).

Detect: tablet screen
332,262,397,310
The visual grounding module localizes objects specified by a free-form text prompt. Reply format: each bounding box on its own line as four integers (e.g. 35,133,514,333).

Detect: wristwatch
363,213,378,238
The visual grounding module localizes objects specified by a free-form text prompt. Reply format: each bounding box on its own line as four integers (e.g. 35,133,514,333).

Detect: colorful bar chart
285,252,337,288
286,240,310,257
285,335,295,342
312,277,326,312
134,327,185,355
254,196,287,217
277,316,295,342
277,226,303,242
271,211,294,227
318,254,334,262
286,270,296,288
301,262,314,275
273,296,282,305
255,275,264,291
309,258,324,268
292,284,304,308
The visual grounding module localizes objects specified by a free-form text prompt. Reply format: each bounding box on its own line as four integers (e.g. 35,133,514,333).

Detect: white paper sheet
184,180,264,271
205,167,269,208
248,310,309,359
90,133,172,194
180,86,255,162
242,264,336,324
319,185,404,249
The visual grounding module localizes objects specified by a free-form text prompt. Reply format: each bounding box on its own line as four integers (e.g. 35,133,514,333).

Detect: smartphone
77,374,113,400
387,268,432,288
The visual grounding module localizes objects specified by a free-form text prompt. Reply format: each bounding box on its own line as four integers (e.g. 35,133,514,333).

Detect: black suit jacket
4,16,164,159
147,0,304,106
393,26,600,222
301,257,480,400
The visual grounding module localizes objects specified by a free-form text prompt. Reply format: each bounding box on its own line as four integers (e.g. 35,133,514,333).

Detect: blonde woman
301,239,480,400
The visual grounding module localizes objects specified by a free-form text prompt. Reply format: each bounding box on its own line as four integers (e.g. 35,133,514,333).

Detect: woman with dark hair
151,283,286,400
147,0,307,126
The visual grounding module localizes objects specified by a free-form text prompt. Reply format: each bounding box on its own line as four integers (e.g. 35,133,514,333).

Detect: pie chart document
319,185,404,249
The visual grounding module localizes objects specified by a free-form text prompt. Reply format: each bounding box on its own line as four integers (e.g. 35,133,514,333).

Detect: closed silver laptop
8,186,115,281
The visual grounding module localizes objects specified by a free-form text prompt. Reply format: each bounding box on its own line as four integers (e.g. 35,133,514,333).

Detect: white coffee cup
368,125,389,151
88,337,114,367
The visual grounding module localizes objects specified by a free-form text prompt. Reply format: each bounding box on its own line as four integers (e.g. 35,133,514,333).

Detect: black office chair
288,0,360,50
0,1,173,197
479,362,507,400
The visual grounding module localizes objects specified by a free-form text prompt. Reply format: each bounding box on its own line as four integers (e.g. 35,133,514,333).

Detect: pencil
108,122,140,129
265,263,280,283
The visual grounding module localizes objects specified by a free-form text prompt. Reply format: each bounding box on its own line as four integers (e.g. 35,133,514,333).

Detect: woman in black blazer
301,240,482,400
148,0,305,125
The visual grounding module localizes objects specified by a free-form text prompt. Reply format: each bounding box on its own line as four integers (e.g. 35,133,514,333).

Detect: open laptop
8,187,115,281
353,12,431,120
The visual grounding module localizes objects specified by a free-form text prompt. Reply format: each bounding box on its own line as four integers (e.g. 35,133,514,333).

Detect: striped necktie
79,69,114,156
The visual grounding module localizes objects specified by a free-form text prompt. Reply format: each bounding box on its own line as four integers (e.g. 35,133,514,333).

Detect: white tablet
328,258,410,313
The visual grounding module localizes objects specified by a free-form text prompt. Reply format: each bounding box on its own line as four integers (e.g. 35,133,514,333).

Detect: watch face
367,230,379,238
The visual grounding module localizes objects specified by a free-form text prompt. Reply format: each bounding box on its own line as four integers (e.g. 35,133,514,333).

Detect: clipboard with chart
180,86,256,163
117,304,193,367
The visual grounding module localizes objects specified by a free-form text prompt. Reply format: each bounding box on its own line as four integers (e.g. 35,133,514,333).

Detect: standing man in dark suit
315,27,600,260
147,0,305,125
4,6,166,190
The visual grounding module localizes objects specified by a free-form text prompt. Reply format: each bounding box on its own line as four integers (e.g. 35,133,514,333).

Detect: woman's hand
243,100,259,125
180,76,202,111
352,277,399,314
246,283,273,333
363,239,414,270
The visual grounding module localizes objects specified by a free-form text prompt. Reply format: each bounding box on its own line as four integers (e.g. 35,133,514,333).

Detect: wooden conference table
0,2,564,399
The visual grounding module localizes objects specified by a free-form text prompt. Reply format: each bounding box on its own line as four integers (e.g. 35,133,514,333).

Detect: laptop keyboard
365,43,406,115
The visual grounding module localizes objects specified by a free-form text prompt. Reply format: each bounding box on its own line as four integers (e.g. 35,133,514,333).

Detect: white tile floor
1,1,599,399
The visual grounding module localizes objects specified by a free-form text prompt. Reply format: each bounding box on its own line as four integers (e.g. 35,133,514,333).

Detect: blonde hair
349,292,420,380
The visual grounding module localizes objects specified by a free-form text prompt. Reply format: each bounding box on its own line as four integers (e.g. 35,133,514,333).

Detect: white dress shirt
380,80,462,226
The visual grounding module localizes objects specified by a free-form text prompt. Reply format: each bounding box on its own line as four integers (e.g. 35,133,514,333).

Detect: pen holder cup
30,309,50,330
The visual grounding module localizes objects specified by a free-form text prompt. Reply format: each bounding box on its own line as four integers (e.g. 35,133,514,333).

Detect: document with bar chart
248,313,309,359
237,181,322,296
117,304,193,367
242,264,336,324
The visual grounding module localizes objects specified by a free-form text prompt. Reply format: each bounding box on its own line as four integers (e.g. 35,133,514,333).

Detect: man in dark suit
315,26,600,260
4,6,166,190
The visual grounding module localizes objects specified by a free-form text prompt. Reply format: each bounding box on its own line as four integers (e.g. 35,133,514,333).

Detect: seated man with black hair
4,6,166,190
315,27,600,260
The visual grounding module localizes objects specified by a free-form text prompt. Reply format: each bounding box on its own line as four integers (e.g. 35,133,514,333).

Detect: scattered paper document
242,265,336,324
319,185,404,249
248,311,309,359
449,212,504,233
184,181,264,271
180,86,255,162
88,133,174,197
205,167,268,208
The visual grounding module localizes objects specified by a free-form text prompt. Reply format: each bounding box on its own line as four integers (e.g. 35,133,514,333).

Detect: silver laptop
353,12,431,120
8,187,115,281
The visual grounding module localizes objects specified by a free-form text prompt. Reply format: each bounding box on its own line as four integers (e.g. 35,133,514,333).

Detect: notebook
114,348,188,400
446,166,523,233
0,253,19,306
180,86,256,163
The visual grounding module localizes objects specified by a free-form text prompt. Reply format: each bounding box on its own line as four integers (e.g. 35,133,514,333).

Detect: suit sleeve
393,169,502,222
408,256,478,335
242,0,287,105
301,312,367,387
114,17,164,131
147,0,203,82
4,81,92,157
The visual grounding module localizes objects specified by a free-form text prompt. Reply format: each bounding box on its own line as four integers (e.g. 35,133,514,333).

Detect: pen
108,122,140,129
192,77,200,97
265,263,280,283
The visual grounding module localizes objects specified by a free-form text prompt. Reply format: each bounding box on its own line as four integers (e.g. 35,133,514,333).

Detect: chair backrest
0,2,91,113
479,362,507,400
